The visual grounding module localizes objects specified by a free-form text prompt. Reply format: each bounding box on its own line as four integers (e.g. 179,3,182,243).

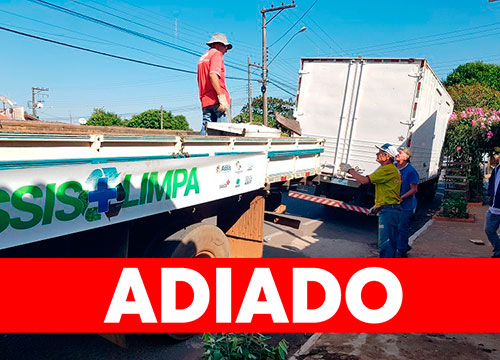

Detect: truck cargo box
295,57,453,185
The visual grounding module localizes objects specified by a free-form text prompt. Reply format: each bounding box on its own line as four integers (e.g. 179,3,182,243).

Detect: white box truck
290,57,454,213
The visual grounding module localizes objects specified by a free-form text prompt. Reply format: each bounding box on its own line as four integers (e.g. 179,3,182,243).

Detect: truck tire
152,223,231,341
169,223,231,259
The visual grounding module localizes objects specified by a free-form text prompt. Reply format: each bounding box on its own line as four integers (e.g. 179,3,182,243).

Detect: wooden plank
217,191,265,258
275,112,302,135
0,120,196,136
264,211,301,229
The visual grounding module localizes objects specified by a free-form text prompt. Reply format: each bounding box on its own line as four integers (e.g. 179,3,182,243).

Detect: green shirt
368,163,402,207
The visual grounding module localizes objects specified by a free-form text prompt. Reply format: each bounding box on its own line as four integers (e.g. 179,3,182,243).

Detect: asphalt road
0,192,441,360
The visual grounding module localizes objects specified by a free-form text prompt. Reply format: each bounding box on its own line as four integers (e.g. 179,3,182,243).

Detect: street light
268,26,307,66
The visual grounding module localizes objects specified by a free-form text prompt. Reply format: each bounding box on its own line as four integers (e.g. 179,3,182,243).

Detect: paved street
0,193,440,359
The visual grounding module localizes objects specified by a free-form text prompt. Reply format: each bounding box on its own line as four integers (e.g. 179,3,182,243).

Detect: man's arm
209,73,223,95
401,183,418,200
347,169,371,185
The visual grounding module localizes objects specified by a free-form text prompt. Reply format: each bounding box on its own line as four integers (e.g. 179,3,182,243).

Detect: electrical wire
269,0,318,48
0,25,253,82
30,0,253,74
346,21,500,53
268,80,295,96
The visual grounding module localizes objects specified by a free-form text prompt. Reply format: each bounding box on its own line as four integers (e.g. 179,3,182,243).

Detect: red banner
0,258,498,333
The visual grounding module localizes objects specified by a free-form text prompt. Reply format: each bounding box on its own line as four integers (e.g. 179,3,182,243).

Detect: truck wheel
153,224,231,342
168,223,231,258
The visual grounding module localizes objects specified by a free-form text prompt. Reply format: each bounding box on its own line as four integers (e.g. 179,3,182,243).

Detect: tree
126,109,190,130
85,108,123,127
233,96,295,131
444,62,500,91
446,83,500,112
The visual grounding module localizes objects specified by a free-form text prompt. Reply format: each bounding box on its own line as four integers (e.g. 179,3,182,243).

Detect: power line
363,28,500,56
304,14,347,56
269,77,296,91
0,25,252,82
0,25,198,73
346,20,500,53
269,0,318,48
29,0,251,74
29,0,202,56
110,0,261,53
268,80,295,96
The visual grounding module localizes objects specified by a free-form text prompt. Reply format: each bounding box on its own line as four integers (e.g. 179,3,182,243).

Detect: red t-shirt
197,48,231,108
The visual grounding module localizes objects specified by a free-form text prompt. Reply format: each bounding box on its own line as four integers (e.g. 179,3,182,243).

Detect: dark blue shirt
398,163,419,211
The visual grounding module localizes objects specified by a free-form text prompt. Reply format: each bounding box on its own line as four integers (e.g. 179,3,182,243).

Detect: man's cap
375,143,398,158
398,146,412,158
206,33,232,50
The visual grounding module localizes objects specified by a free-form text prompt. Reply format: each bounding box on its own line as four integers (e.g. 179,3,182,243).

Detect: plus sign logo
78,167,125,222
88,177,118,213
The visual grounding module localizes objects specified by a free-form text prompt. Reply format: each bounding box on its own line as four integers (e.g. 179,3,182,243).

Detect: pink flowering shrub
445,107,499,199
446,108,500,157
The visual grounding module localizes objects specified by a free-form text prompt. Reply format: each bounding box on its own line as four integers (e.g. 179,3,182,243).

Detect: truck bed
0,121,324,248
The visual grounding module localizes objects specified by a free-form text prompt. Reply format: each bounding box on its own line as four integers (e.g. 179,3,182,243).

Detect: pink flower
481,122,486,129
461,111,467,119
457,146,462,151
487,131,493,139
477,108,484,116
449,113,458,121
471,120,477,126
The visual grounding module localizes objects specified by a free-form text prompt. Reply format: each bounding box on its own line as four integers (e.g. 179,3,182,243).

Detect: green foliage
233,96,294,133
202,333,288,360
444,62,500,91
444,108,500,201
446,83,500,112
85,108,123,127
439,192,468,219
126,109,190,130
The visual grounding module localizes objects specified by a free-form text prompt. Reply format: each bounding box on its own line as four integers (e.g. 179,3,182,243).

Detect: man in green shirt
340,143,402,258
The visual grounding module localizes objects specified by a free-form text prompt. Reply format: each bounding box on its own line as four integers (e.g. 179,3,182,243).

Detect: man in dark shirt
395,147,419,258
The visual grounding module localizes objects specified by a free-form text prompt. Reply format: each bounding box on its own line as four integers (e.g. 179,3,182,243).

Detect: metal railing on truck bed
0,121,324,248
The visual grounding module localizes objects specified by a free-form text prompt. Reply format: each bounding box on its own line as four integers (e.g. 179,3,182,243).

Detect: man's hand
367,205,381,216
339,163,353,172
217,94,229,114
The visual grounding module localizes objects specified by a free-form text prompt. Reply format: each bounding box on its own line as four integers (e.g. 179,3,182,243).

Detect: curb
408,218,433,246
288,333,322,360
432,214,475,223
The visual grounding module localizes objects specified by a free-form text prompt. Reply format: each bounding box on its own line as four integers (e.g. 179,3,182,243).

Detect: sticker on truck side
0,154,267,249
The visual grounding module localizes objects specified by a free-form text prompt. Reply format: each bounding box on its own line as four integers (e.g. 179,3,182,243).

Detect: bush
439,193,468,219
202,333,288,360
444,108,500,199
446,83,500,112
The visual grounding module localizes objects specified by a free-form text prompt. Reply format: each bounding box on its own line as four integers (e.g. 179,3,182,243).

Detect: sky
1,0,499,131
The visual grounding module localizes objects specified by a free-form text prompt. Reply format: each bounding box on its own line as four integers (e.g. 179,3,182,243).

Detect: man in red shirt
197,33,232,135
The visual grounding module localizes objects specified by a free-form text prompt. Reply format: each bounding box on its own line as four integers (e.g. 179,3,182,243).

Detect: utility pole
160,105,164,129
248,57,262,124
261,2,296,126
31,87,49,118
248,57,252,123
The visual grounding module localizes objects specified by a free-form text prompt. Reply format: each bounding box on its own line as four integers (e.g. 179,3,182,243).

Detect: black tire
169,223,231,259
150,223,231,341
